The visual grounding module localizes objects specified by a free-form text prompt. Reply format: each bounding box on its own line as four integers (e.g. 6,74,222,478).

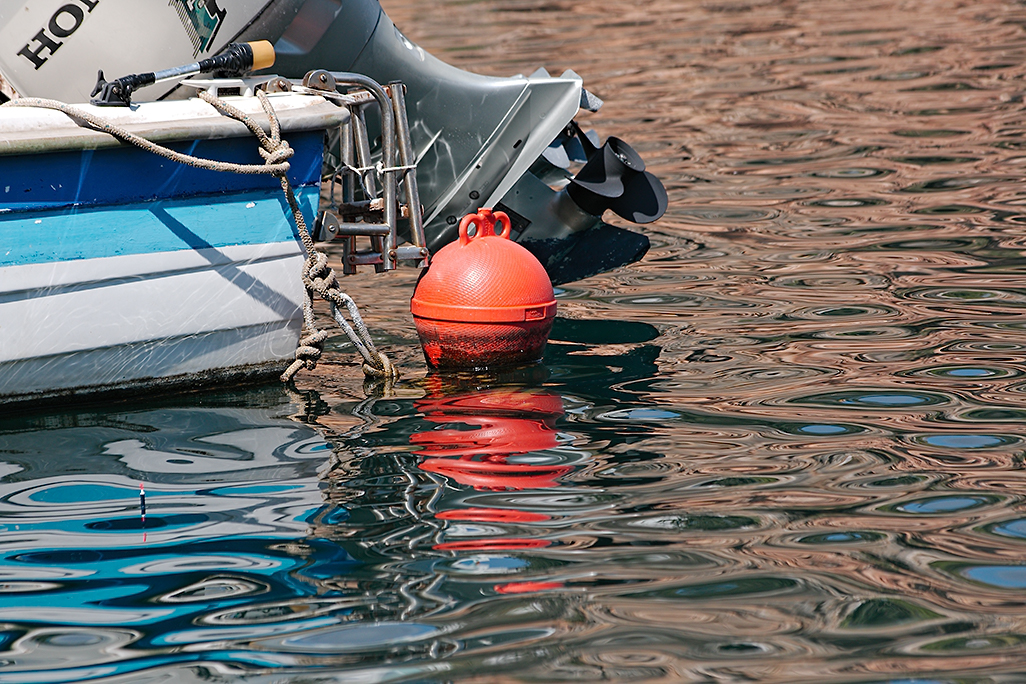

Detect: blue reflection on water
897,496,993,514
849,394,929,405
991,519,1026,539
798,424,848,434
919,434,1007,448
946,368,992,377
960,566,1026,589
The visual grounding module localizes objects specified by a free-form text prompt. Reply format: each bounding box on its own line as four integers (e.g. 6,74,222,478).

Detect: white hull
0,242,305,404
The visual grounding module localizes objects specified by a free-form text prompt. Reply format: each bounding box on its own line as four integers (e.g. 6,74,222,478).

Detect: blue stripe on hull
0,185,318,267
0,130,325,212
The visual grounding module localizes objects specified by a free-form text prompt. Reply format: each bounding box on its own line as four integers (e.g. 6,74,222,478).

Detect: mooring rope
2,91,397,385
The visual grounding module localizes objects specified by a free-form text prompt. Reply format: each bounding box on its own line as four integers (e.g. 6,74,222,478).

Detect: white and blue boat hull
0,93,344,405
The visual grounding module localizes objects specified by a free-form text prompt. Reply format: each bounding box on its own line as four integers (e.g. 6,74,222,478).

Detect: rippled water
6,0,1026,680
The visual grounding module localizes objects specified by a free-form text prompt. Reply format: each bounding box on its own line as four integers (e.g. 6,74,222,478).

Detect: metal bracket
262,77,293,93
302,69,336,93
90,70,138,106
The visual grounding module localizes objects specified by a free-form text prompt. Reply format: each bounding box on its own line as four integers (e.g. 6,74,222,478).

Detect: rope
338,160,417,175
285,249,398,382
2,91,398,386
378,162,418,174
3,96,290,176
334,160,416,199
339,161,376,175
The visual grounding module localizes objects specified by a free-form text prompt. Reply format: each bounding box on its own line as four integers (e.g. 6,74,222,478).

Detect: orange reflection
494,581,563,595
435,508,550,523
413,382,568,590
412,386,569,491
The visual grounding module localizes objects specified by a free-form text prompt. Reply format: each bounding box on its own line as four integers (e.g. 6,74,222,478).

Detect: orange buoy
410,208,557,369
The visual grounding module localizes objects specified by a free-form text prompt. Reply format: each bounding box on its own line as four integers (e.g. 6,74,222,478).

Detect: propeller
564,122,667,224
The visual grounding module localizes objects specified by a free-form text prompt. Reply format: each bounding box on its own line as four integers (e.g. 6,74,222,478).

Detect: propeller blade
609,170,667,224
542,142,571,169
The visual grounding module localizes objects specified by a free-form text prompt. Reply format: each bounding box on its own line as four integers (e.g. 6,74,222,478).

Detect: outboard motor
237,0,666,282
0,0,665,283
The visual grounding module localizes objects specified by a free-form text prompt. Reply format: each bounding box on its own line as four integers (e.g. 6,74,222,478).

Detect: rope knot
303,252,338,294
297,329,329,366
363,351,399,381
260,140,294,167
280,329,330,382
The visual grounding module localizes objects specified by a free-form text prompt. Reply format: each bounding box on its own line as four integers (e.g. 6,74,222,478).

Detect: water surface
5,0,1026,680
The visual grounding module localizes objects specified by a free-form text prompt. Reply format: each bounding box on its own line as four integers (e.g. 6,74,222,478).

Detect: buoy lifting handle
493,211,512,239
458,209,511,245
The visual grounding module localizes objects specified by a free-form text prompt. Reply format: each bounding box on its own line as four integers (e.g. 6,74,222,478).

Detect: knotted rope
2,90,397,385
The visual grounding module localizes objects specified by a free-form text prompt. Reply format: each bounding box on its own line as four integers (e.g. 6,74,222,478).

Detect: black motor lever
90,40,275,106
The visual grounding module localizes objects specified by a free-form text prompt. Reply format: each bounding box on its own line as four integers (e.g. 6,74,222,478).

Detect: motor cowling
410,209,557,369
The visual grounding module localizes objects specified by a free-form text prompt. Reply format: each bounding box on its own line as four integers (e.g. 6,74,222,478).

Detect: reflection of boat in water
0,0,666,406
0,379,584,676
0,391,366,678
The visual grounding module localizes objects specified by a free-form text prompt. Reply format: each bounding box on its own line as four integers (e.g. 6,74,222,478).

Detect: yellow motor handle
246,41,275,71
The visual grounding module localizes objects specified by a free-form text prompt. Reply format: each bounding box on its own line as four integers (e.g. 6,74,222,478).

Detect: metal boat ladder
286,69,429,274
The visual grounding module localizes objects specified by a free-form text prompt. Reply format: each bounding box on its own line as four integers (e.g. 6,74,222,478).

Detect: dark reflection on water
7,0,1026,680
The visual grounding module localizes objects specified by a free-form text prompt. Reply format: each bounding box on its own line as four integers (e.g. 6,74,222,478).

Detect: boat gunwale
0,91,349,157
